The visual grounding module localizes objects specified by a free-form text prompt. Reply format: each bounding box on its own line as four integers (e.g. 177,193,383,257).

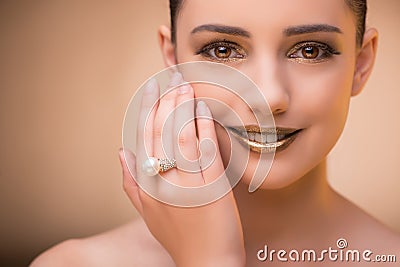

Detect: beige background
0,0,399,266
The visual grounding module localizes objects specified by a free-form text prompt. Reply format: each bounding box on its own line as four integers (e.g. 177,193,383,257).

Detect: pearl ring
141,157,177,176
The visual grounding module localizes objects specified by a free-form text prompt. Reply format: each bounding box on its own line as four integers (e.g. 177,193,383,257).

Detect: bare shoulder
351,220,400,265
361,219,400,251
30,218,176,267
342,203,400,256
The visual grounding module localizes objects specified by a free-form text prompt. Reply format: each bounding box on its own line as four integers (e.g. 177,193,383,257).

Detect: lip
227,125,302,153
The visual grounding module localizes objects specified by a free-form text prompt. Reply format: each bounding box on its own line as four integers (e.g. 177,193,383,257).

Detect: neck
233,159,340,246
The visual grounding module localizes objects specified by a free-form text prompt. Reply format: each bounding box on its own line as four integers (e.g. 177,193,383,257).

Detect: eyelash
286,41,341,63
195,40,246,63
195,40,341,63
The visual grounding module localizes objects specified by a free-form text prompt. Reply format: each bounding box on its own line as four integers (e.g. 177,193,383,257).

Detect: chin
238,162,304,191
235,138,330,191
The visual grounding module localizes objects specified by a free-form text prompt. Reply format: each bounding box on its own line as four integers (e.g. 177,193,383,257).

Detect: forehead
177,0,355,37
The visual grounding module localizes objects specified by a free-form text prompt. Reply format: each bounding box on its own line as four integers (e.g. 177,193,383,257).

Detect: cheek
285,62,354,170
215,124,231,167
258,62,356,189
192,83,258,127
289,62,354,130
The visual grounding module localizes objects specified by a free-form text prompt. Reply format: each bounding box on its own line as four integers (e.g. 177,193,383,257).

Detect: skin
31,0,400,266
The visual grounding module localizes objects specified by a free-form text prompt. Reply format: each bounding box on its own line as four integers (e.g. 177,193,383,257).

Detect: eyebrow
190,23,342,38
191,24,251,38
284,24,343,36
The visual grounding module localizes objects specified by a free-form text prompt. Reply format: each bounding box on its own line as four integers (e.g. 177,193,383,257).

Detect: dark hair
169,0,181,44
345,0,367,46
169,0,367,47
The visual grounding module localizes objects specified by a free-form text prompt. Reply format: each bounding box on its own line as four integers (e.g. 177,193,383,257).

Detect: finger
119,149,144,216
196,101,226,184
153,72,181,161
173,81,204,186
137,78,159,178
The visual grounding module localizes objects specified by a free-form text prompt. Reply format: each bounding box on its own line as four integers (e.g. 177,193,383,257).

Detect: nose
242,55,290,117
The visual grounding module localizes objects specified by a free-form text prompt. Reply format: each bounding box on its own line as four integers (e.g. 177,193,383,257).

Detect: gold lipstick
227,126,302,153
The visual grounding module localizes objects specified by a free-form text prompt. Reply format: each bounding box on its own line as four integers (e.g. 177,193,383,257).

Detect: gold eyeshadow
194,39,247,63
192,34,341,65
286,41,341,64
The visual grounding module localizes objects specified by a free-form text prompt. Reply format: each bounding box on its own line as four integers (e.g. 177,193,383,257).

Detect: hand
119,72,246,267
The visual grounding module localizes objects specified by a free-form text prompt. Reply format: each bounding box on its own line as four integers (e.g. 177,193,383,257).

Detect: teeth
227,126,300,154
260,133,267,143
248,132,255,141
231,128,296,144
255,133,262,143
248,132,277,143
267,134,277,143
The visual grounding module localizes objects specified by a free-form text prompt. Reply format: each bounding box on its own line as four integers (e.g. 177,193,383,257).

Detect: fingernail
177,84,190,95
144,79,157,94
170,72,183,86
196,101,208,116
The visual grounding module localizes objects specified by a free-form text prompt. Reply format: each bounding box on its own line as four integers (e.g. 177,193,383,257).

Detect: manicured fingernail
196,101,208,116
177,84,190,95
170,72,183,86
144,79,157,94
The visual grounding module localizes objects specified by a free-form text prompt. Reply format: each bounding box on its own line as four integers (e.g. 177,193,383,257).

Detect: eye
196,41,247,62
301,46,319,59
215,46,232,59
287,41,340,63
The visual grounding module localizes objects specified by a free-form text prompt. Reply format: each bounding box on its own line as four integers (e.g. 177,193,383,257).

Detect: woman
31,0,400,266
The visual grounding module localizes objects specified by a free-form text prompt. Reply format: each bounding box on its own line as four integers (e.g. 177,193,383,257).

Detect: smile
227,126,302,154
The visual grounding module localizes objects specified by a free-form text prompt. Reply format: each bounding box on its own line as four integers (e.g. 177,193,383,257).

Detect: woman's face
169,0,360,189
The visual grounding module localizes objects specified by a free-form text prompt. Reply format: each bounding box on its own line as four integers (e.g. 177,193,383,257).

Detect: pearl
141,157,160,176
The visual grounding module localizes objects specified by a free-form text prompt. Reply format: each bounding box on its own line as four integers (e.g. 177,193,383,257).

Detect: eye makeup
194,39,248,63
286,40,341,64
191,31,342,65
